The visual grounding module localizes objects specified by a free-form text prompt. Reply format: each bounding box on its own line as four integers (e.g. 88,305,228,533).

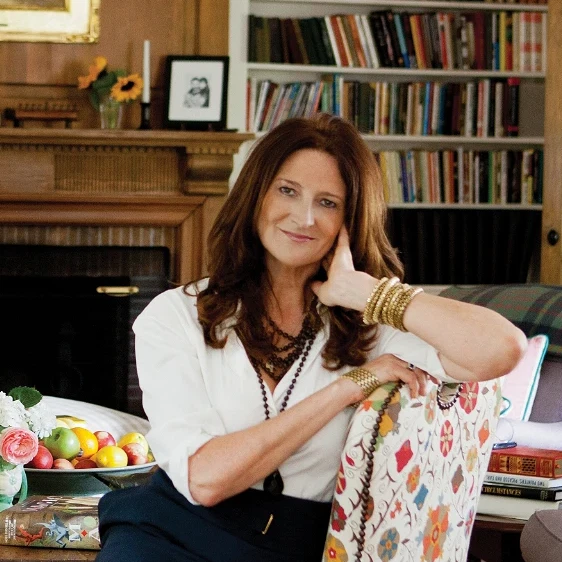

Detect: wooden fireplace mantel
0,128,253,282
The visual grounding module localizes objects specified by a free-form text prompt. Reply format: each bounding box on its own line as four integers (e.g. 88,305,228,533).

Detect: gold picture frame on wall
0,0,100,43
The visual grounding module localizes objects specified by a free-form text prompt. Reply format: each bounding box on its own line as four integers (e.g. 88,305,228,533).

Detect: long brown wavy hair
188,113,404,369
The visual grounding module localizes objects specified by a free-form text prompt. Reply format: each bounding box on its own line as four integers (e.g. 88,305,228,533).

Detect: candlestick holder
139,102,151,130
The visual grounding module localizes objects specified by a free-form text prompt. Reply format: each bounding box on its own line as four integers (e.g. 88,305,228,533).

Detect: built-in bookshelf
228,0,548,283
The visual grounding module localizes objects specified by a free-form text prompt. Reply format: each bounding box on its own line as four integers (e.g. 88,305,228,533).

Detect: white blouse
133,282,452,505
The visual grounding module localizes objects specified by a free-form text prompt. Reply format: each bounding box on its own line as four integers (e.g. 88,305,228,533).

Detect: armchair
323,377,501,561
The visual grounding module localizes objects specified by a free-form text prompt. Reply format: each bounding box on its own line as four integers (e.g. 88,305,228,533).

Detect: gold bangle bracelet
341,367,381,408
371,277,400,325
362,277,389,325
395,287,424,331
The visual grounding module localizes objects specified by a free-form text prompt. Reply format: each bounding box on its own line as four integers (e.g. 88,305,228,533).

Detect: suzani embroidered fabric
323,379,502,562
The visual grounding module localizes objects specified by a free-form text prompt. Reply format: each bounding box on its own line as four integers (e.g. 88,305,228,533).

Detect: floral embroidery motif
422,505,450,561
451,464,464,493
324,534,348,562
414,484,429,509
406,465,421,493
377,528,400,561
466,446,478,472
395,439,413,472
439,420,454,456
330,499,347,532
459,382,479,414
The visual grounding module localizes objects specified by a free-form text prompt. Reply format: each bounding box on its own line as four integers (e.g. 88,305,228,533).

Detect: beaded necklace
249,300,319,496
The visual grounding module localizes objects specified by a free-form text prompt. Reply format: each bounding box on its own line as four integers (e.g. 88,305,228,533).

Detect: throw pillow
500,334,549,421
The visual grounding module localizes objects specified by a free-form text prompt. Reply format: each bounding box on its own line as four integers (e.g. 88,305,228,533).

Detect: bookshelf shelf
253,0,548,13
247,63,546,80
388,202,542,210
255,131,544,147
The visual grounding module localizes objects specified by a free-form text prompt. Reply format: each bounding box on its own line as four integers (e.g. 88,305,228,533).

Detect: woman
96,114,526,562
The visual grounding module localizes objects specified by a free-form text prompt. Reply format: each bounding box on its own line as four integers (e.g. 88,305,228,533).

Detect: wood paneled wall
0,0,229,128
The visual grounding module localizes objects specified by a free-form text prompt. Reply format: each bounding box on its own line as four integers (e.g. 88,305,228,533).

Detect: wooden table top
0,545,97,561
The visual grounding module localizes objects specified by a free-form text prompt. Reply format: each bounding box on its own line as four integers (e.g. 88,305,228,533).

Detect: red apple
93,431,116,449
74,458,98,469
25,445,54,470
52,458,75,469
121,443,148,465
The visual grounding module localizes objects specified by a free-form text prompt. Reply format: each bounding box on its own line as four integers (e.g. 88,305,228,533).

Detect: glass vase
0,464,27,512
99,97,123,129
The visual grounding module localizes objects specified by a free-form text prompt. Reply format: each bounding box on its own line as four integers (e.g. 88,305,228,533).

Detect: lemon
118,432,149,455
95,445,128,468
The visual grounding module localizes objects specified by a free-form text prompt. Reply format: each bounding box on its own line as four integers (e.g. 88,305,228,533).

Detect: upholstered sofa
439,284,562,562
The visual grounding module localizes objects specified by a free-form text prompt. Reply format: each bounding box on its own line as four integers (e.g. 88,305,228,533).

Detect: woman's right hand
358,354,430,400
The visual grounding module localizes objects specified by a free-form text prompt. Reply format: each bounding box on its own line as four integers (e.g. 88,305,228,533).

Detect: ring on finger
407,363,415,371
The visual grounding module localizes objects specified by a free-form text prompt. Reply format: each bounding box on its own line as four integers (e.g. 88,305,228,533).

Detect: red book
488,446,562,479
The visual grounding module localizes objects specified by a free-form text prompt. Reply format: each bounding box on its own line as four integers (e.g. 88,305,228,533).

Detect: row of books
248,10,547,72
248,76,520,137
479,446,562,520
377,148,542,204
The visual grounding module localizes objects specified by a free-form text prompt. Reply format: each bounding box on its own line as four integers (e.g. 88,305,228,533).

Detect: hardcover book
482,483,562,502
477,493,562,520
0,495,100,550
488,446,562,478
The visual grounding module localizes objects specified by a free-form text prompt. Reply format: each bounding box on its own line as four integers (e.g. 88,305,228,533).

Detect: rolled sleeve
372,325,458,383
133,292,227,504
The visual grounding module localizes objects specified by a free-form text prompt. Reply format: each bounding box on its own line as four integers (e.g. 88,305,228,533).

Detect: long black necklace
250,307,318,496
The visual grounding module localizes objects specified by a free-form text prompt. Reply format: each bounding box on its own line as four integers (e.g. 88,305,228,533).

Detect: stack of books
478,445,562,520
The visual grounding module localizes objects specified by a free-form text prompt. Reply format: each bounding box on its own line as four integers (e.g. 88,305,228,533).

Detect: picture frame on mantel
163,55,229,131
0,0,100,43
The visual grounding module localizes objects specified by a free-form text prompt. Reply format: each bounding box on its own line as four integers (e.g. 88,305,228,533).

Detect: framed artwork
0,0,100,43
164,55,229,131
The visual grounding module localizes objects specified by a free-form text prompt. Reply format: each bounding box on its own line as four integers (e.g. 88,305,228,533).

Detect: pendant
264,469,284,496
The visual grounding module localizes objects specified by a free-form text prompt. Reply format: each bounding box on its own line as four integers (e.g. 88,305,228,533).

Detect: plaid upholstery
440,285,562,358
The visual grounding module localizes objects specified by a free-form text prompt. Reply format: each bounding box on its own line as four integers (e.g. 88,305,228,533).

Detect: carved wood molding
0,193,207,282
0,128,253,195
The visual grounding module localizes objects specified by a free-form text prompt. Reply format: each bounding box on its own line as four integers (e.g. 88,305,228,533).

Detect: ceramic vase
0,464,27,512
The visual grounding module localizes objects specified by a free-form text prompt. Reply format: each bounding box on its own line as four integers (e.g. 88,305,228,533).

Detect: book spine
489,449,562,478
506,77,520,137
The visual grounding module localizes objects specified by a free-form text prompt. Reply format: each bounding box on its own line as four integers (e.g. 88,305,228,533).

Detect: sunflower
111,74,143,102
78,56,108,90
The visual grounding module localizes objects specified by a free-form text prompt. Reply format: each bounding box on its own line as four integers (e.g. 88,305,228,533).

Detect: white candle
142,40,151,103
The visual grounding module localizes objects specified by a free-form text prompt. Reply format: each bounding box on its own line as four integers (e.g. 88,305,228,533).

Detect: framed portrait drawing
164,56,229,131
0,0,100,43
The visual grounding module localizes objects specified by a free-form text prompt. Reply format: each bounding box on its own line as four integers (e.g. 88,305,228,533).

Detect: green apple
42,427,81,460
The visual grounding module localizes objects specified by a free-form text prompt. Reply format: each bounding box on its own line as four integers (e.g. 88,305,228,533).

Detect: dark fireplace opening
0,245,171,416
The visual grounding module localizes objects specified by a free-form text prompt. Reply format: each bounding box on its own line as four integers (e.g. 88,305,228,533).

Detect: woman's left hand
311,226,375,311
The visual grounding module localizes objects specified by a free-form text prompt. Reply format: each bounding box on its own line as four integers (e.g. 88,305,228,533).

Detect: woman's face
257,148,346,276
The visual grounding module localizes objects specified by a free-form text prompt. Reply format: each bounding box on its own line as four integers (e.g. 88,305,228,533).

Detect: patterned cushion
439,285,562,358
323,379,502,562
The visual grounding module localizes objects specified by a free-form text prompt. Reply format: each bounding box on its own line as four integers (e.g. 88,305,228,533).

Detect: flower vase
0,464,27,512
99,97,123,129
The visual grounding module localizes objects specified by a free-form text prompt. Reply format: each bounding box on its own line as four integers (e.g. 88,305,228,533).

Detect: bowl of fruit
24,396,158,496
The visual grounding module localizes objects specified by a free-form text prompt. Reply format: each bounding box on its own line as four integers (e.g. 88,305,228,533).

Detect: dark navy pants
96,469,331,562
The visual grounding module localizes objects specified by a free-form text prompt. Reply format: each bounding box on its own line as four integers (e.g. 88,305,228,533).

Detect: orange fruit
96,445,128,468
71,427,99,459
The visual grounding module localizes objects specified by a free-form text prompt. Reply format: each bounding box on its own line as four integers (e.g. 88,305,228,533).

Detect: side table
469,514,526,562
0,545,97,561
